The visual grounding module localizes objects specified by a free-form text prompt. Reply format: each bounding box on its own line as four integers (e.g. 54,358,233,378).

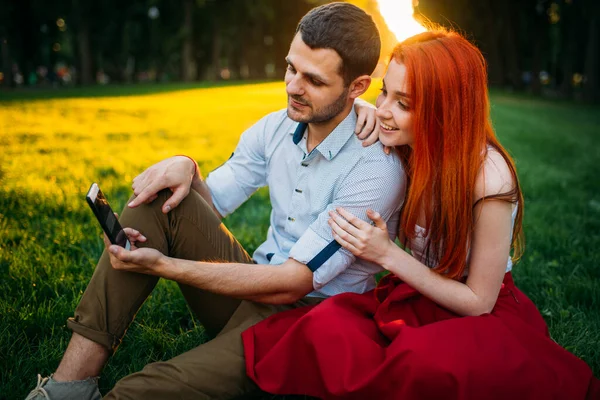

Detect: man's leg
54,189,254,381
105,298,322,399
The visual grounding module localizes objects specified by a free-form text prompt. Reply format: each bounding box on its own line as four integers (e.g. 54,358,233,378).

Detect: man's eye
380,86,387,96
311,79,323,86
287,65,296,73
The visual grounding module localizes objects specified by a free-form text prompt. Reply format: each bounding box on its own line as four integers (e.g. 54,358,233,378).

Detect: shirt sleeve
289,153,406,290
205,113,275,217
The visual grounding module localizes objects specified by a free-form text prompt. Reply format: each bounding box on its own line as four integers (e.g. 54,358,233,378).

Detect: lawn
1,82,599,398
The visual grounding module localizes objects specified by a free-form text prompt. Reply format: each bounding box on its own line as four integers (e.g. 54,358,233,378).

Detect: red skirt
242,273,600,400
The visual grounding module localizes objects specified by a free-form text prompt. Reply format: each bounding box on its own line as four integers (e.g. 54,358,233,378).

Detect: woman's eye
380,87,387,96
397,101,409,111
287,65,296,73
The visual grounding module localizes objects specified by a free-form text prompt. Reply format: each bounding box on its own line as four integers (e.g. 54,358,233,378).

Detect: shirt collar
289,107,357,161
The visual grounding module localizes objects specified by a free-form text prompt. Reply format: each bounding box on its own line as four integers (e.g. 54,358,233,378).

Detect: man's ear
348,75,372,99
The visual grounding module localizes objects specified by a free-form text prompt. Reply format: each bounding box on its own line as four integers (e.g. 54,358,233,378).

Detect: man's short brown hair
296,2,381,86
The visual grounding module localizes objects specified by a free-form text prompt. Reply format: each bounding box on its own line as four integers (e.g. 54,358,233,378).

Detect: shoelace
25,375,50,400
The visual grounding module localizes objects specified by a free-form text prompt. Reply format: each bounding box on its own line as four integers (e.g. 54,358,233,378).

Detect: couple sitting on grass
27,3,598,400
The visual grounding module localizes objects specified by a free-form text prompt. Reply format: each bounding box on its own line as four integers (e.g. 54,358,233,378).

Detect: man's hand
129,156,197,213
103,229,169,277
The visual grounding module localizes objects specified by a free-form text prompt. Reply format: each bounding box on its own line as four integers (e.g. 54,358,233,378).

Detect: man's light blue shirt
206,107,406,297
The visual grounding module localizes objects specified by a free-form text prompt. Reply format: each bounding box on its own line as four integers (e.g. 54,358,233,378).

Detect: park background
1,0,599,398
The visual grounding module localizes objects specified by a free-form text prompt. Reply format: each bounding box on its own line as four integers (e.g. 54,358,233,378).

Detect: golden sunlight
376,0,427,43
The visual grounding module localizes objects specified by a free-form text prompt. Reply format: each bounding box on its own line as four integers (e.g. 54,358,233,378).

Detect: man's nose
286,74,304,96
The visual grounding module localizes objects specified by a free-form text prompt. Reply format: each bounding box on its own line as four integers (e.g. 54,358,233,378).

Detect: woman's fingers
361,123,381,147
336,207,370,229
355,110,367,135
359,111,376,140
367,209,387,230
330,223,360,254
328,210,364,238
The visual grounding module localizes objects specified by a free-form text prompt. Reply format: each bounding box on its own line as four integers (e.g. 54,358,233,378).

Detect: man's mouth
290,97,309,108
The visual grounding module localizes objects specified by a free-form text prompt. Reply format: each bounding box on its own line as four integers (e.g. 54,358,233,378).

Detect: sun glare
376,0,427,43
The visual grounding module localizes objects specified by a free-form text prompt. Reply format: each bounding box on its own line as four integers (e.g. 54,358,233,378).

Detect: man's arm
105,240,314,304
168,258,314,304
189,161,222,219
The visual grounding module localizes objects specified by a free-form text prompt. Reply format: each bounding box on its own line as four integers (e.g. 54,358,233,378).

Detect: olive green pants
67,189,320,399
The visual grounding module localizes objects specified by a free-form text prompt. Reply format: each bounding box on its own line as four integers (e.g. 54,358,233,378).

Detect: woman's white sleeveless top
409,205,517,274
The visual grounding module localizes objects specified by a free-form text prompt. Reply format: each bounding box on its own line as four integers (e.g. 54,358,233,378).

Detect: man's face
284,33,349,123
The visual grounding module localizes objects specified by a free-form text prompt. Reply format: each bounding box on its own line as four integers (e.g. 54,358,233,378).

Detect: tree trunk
1,37,13,88
530,7,546,96
480,0,505,86
78,26,93,85
16,0,37,86
210,18,221,81
583,12,599,103
181,0,196,82
73,0,94,85
498,0,522,90
559,1,578,98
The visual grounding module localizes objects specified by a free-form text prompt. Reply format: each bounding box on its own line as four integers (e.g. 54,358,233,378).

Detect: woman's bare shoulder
474,147,516,202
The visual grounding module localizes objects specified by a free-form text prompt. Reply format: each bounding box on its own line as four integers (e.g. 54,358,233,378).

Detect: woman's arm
379,200,512,316
329,150,516,316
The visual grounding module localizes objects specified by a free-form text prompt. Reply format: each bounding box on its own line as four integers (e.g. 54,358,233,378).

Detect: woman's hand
354,99,392,155
328,207,395,265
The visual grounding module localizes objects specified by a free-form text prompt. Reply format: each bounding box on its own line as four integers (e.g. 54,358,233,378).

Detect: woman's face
375,60,414,147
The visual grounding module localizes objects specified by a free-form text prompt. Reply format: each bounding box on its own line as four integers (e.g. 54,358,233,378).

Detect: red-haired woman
241,29,599,399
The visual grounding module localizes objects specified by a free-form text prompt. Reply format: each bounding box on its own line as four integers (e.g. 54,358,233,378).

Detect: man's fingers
129,181,161,208
109,245,134,263
123,227,147,241
103,233,111,249
162,185,188,213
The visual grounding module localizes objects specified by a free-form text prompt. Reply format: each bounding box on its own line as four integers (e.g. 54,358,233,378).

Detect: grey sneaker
25,374,102,400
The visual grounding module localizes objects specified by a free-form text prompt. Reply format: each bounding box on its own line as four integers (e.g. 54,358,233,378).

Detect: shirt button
301,162,308,167
288,217,296,222
295,188,303,193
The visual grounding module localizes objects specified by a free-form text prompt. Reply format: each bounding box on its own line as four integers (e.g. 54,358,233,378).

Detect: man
27,3,405,399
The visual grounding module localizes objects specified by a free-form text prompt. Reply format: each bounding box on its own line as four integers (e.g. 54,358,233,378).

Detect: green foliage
0,83,598,398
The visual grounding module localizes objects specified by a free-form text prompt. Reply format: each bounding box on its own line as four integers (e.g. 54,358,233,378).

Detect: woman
241,29,599,399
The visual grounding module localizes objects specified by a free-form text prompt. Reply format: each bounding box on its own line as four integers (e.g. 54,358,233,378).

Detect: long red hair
392,29,524,279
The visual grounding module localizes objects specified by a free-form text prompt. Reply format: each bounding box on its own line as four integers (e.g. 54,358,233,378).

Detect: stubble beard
287,86,349,124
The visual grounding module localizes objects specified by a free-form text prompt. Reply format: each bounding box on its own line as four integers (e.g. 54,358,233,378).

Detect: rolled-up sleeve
289,154,406,290
206,114,272,217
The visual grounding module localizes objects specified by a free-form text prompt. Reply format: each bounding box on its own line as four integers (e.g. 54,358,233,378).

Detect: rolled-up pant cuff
67,317,120,352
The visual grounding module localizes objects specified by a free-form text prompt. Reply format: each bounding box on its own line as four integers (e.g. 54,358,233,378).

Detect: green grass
1,82,599,398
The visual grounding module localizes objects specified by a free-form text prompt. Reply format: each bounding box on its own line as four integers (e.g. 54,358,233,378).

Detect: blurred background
1,2,599,397
0,0,598,103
